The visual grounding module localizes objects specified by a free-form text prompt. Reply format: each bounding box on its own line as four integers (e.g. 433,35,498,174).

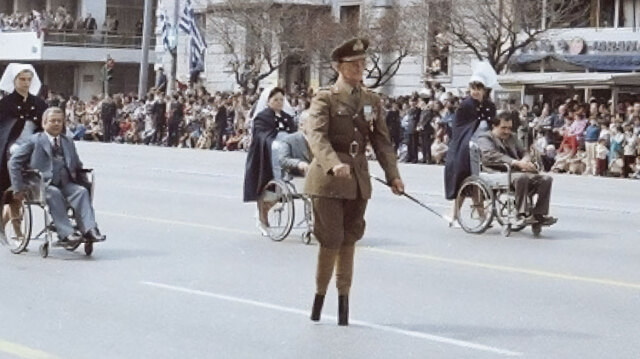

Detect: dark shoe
338,295,349,326
85,227,106,242
516,213,537,225
54,233,83,247
534,214,558,226
310,294,325,322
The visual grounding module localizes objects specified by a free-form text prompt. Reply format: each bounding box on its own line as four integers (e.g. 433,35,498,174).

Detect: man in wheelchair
476,112,557,226
8,107,106,246
274,114,312,178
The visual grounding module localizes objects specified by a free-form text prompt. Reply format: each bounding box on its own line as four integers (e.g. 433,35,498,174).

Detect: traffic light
106,67,113,82
105,58,115,82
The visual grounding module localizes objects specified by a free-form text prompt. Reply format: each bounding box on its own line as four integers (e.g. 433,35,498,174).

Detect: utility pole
168,0,180,94
138,0,153,99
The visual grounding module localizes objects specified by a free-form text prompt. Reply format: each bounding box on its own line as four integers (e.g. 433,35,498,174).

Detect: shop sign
521,37,640,55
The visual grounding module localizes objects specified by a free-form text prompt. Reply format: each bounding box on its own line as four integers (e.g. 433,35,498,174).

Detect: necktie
53,137,59,152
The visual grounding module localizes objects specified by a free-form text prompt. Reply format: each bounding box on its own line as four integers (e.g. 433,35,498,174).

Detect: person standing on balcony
84,13,96,34
0,64,47,244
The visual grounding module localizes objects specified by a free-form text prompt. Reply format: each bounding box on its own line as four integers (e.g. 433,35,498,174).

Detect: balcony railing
43,32,156,49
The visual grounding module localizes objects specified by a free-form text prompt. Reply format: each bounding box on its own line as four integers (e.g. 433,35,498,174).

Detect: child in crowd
595,138,609,176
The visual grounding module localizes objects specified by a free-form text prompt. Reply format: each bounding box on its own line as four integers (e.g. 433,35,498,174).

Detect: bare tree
422,0,588,73
206,0,331,94
205,1,423,92
311,4,419,89
362,5,416,88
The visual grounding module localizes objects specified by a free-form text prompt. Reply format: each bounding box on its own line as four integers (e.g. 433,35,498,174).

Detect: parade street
1,141,639,359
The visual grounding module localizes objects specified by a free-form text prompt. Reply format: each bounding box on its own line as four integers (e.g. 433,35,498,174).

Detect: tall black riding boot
310,294,325,322
338,295,349,326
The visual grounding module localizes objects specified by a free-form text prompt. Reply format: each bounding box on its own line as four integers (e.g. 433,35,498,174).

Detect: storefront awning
515,53,640,72
498,71,640,87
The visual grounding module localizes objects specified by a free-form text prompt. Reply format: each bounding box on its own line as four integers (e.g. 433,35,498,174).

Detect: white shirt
596,144,609,160
45,132,60,149
624,133,638,156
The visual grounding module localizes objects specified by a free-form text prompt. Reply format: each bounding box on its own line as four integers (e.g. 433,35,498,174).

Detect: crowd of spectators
382,87,640,179
1,81,638,180
0,6,126,36
36,86,312,156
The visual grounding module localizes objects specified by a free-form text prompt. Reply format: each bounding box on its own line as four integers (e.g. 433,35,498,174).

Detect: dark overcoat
0,91,46,196
443,96,495,200
242,108,296,202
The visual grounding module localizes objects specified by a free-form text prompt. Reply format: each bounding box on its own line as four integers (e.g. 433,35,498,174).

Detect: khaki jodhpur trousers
311,195,368,296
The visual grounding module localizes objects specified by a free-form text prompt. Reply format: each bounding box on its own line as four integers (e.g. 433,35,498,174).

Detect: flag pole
168,0,180,94
138,0,153,99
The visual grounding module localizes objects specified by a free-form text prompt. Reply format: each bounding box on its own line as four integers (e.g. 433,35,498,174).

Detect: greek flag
179,0,207,71
160,12,171,52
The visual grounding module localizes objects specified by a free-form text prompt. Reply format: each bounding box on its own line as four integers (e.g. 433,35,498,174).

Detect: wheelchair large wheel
456,176,494,234
3,201,32,254
493,192,526,232
259,180,294,242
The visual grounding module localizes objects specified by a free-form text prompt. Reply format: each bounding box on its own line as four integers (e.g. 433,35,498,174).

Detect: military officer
304,38,404,326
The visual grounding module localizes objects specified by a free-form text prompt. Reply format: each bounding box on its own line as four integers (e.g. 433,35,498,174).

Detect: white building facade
433,0,640,107
157,0,427,96
0,0,157,100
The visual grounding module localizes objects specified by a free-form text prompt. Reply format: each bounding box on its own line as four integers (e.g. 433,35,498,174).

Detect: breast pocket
329,110,355,138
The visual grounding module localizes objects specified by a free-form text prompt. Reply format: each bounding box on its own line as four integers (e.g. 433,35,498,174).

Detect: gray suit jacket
9,132,86,192
278,131,312,176
476,131,525,172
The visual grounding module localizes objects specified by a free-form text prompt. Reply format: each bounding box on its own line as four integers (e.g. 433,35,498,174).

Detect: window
620,0,640,28
106,0,156,35
570,0,618,28
599,0,616,27
340,5,360,29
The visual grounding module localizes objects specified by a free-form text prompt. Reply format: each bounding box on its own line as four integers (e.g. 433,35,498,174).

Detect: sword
371,175,446,221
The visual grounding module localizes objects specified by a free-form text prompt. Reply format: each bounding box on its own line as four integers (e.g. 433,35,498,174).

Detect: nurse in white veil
242,87,297,233
0,63,48,245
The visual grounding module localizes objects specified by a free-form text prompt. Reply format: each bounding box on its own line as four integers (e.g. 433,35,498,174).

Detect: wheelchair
258,172,313,244
455,141,549,237
2,168,96,258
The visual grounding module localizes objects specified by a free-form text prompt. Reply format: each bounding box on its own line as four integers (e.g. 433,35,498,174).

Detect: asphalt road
1,141,639,359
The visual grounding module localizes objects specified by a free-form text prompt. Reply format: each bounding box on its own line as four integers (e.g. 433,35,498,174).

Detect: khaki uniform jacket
304,79,400,200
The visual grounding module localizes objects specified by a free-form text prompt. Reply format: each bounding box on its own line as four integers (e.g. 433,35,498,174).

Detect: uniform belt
331,143,366,155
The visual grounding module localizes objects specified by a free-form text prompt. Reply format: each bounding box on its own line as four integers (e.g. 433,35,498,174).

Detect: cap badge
353,40,364,52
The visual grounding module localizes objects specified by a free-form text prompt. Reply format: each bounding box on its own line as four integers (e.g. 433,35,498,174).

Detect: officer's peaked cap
331,38,369,62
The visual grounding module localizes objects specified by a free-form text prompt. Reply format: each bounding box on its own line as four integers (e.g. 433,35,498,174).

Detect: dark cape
443,96,496,200
243,108,296,202
0,91,47,197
